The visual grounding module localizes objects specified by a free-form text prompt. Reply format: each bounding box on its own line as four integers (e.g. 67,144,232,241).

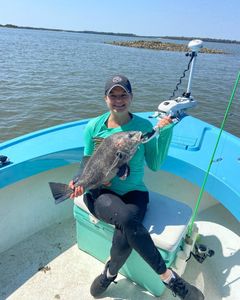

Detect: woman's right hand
69,180,84,199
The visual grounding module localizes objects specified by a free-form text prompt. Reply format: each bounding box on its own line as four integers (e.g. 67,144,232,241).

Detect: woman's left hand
156,116,173,129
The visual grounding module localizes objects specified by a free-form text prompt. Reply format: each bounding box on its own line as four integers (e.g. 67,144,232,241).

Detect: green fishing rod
151,39,240,237
188,71,240,236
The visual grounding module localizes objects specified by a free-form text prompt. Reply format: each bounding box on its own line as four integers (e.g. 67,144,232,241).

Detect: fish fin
49,182,73,204
73,156,91,181
105,153,121,178
117,163,130,178
107,151,130,179
93,137,104,151
106,150,128,177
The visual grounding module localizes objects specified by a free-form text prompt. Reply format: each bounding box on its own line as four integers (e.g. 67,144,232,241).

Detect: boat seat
74,191,192,253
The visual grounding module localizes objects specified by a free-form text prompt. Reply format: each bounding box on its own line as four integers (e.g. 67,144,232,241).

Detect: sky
0,0,239,41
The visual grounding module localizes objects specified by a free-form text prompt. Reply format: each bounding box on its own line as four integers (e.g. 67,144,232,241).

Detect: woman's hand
156,116,173,129
69,180,84,199
68,180,111,199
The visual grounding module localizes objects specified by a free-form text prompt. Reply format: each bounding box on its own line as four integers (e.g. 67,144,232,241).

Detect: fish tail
49,182,73,204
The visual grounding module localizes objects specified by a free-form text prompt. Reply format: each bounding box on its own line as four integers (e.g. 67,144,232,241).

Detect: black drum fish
49,131,145,204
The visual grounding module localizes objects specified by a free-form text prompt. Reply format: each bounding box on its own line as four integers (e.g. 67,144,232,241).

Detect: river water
0,28,239,143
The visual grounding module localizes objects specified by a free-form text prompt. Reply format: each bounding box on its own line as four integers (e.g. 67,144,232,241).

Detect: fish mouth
131,131,143,142
126,131,142,142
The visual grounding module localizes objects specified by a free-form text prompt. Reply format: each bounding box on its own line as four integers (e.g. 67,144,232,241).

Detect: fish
49,131,145,204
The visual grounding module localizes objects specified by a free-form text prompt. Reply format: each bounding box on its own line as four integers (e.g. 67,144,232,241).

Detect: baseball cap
105,75,132,95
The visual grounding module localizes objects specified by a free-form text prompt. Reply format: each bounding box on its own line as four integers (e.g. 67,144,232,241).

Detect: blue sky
0,0,239,40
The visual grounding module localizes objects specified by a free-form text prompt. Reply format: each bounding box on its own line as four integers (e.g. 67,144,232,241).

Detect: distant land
107,40,226,54
0,24,240,44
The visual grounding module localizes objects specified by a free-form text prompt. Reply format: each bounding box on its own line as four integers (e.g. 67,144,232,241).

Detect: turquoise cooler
73,191,192,296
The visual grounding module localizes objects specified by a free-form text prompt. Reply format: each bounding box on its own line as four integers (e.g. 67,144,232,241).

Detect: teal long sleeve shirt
83,112,173,195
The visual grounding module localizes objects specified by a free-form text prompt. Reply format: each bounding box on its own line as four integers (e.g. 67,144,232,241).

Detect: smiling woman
105,86,133,124
104,75,133,121
66,74,205,299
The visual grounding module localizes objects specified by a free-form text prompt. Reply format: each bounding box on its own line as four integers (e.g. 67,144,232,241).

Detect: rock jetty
106,40,225,54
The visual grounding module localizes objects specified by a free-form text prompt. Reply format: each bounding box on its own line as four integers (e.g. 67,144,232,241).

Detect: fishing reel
191,243,215,264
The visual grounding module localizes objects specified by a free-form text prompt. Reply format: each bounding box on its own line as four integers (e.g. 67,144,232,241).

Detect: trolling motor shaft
144,40,203,144
151,39,203,122
186,39,203,96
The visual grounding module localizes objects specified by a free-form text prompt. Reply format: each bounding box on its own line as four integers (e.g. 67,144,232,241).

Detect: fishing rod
180,71,240,269
146,40,240,267
187,70,240,236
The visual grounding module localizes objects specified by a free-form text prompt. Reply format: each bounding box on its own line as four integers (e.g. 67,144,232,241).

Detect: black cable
169,52,195,99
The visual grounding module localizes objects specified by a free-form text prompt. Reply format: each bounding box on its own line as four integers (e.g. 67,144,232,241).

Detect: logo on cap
112,76,123,83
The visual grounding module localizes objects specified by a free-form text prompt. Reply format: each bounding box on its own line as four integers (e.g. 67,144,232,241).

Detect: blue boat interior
1,112,239,221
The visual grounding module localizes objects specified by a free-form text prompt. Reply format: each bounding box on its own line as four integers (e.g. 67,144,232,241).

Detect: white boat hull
1,166,239,299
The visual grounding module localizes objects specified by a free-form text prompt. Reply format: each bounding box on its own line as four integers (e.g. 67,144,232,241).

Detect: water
0,28,240,143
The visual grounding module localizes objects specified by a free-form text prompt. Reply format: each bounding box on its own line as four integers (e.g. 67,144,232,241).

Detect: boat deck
0,204,239,300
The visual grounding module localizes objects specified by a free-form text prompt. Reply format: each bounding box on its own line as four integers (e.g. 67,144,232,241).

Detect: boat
0,40,239,300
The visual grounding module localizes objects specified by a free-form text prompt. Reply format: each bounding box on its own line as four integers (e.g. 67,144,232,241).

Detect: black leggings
83,189,167,275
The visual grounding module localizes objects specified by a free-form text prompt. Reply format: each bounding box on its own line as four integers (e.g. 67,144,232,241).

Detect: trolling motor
142,39,203,143
151,39,203,121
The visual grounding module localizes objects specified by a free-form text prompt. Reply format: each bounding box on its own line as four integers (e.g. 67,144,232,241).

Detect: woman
70,75,204,300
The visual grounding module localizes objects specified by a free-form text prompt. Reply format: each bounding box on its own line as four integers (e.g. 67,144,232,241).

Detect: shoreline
0,24,239,45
